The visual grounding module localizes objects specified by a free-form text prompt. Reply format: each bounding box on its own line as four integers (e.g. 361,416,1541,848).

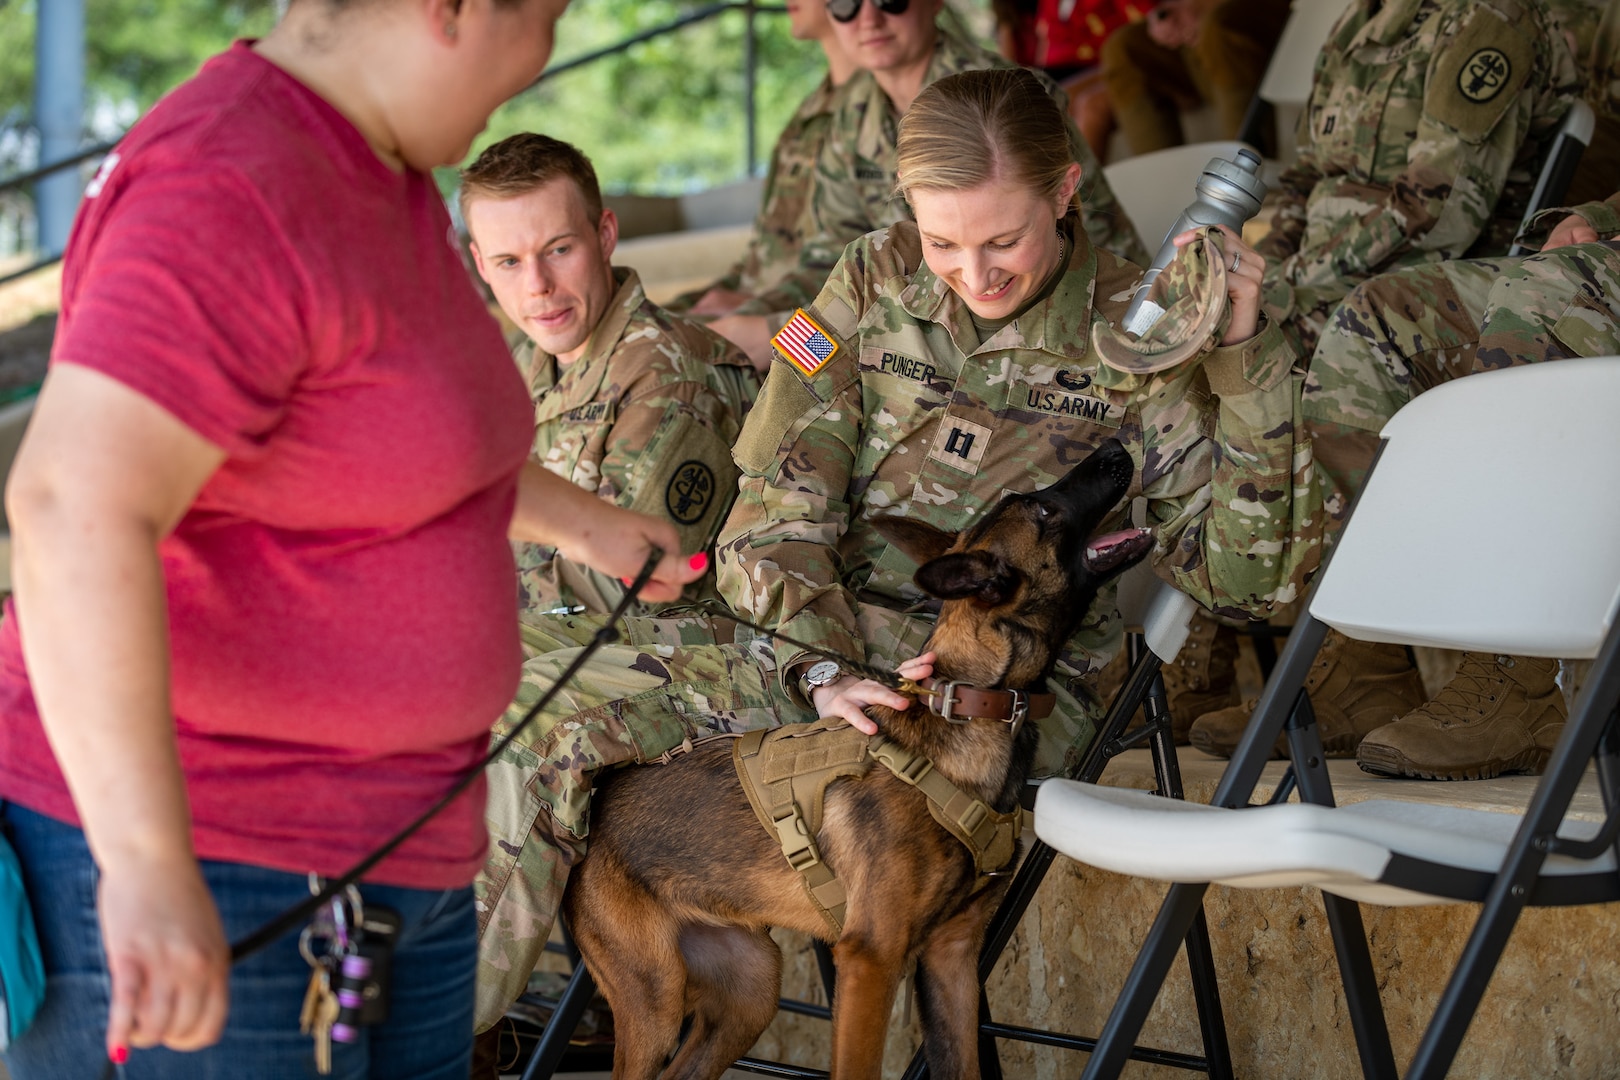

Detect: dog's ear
870,515,958,566
915,551,1022,606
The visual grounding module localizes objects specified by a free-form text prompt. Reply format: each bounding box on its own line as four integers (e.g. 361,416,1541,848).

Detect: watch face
805,660,841,687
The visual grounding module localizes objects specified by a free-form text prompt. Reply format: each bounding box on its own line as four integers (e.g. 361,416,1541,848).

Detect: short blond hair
459,133,604,223
896,68,1076,209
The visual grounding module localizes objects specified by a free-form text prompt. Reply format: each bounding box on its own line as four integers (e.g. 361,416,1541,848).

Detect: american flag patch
772,309,840,377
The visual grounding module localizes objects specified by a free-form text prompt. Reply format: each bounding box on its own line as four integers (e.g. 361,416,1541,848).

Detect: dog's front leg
828,931,910,1080
912,895,998,1080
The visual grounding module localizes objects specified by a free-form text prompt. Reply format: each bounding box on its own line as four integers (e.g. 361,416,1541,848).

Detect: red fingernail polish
110,1046,129,1064
620,577,633,586
688,552,708,571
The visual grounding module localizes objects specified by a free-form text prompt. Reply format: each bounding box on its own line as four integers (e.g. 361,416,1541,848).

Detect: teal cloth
0,831,44,1047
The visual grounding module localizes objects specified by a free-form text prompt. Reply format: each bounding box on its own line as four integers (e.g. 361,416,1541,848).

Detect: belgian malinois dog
563,439,1153,1080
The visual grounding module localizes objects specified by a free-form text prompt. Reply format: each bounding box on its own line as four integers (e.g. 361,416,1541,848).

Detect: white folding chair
1101,141,1254,257
1035,357,1620,1079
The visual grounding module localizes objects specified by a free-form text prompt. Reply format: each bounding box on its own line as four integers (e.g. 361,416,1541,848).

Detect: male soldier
464,134,759,1071
461,133,758,622
1185,4,1620,779
1251,0,1580,358
1101,0,1292,156
706,0,1150,365
668,0,858,325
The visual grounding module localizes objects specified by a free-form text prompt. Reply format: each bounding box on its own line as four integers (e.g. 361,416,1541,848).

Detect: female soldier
0,1,702,1077
471,65,1320,1048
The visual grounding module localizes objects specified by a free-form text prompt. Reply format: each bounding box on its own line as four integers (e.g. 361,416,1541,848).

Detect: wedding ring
1230,251,1242,273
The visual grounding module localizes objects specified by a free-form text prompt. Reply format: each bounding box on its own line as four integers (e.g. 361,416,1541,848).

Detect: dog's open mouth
1083,527,1155,573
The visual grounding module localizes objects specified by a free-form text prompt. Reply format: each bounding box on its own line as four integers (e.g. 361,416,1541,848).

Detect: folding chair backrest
1507,99,1597,257
1310,357,1620,659
1256,0,1356,109
1101,141,1253,255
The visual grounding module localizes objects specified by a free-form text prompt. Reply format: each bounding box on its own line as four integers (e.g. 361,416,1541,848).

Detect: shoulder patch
1426,10,1535,141
665,460,718,525
734,367,822,476
773,309,840,377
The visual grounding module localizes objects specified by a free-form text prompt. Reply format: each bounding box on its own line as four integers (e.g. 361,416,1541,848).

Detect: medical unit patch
773,309,840,377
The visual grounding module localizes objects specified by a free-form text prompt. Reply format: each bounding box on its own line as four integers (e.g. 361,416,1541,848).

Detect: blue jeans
0,803,476,1079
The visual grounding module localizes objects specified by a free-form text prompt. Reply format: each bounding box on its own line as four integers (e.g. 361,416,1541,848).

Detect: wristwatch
798,660,843,701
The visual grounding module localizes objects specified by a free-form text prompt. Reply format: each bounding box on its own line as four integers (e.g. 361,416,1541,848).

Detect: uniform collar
536,266,644,403
898,213,1097,362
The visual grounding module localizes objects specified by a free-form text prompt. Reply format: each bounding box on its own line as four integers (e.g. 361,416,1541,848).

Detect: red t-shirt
0,43,534,889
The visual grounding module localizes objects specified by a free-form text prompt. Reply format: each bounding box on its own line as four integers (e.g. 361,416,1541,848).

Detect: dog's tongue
1084,527,1154,572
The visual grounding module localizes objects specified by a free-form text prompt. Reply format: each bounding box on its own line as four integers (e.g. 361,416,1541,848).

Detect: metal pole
744,0,758,178
34,0,86,257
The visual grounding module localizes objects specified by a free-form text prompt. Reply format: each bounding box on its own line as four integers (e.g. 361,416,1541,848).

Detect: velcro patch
859,345,939,385
665,460,718,525
1017,382,1124,428
563,402,610,423
927,417,992,473
1426,11,1534,141
773,309,840,378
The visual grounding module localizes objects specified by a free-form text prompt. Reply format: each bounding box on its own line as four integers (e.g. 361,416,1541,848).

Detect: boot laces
1425,653,1511,729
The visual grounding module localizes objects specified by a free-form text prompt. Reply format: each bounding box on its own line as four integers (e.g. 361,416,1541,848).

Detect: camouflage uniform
763,29,1150,314
1252,0,1580,355
1303,0,1620,447
513,267,758,619
472,215,1320,1030
668,76,846,325
1302,194,1620,446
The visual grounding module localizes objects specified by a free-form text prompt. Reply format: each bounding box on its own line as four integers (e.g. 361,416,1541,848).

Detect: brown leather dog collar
905,677,1056,736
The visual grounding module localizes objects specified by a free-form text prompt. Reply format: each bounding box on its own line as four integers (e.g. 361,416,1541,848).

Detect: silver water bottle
1121,148,1268,337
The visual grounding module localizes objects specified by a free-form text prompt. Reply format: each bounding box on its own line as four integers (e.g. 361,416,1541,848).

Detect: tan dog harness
732,717,1024,937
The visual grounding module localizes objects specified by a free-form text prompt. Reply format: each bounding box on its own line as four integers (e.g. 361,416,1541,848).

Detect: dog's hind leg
912,895,998,1080
660,925,782,1080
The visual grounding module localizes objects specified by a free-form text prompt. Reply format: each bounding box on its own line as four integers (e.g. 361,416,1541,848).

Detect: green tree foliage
455,2,824,195
1,0,823,197
0,0,279,132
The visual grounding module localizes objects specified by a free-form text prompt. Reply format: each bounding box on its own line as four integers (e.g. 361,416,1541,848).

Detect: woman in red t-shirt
0,1,702,1077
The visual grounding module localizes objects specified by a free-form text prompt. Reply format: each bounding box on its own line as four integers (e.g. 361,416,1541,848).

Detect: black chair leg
520,962,602,1080
1080,881,1214,1080
977,988,1004,1080
1320,894,1399,1079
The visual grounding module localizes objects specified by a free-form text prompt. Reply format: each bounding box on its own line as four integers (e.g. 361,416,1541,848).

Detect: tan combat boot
1356,653,1567,780
1187,629,1427,759
1088,611,1240,744
1159,613,1240,743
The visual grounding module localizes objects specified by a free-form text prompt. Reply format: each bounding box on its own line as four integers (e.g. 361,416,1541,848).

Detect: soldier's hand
1542,213,1600,250
811,652,935,735
707,315,777,373
690,287,750,317
1176,224,1265,345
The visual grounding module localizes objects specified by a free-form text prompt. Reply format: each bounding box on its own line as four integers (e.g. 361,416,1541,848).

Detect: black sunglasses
827,0,912,23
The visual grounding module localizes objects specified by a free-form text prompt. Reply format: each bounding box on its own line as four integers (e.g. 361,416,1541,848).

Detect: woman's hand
810,652,936,735
512,464,705,603
1174,223,1266,345
706,314,776,373
1542,212,1600,250
99,856,229,1058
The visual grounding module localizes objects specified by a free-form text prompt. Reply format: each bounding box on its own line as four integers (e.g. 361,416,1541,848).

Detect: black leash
98,551,906,1075
695,602,906,691
227,547,667,964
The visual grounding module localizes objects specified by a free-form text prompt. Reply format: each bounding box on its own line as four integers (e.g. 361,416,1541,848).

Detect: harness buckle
773,809,822,873
1008,690,1029,737
936,681,970,724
